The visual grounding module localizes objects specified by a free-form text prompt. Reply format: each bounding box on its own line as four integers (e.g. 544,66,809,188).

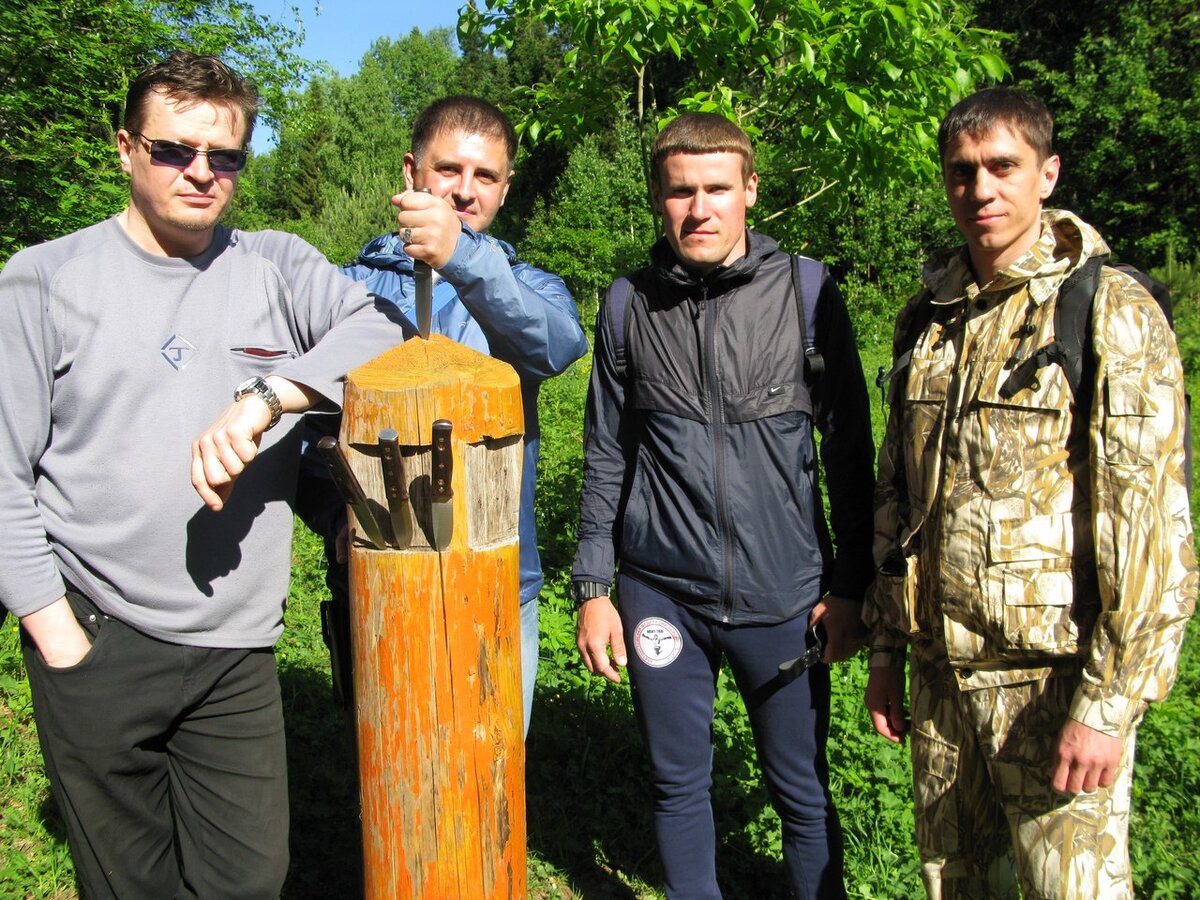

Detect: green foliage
4,6,1200,898
462,0,1009,207
1153,247,1200,307
288,165,403,267
522,117,658,317
0,0,308,261
5,411,1200,898
234,28,460,262
976,0,1200,269
1153,245,1200,384
760,181,958,346
1129,618,1200,898
0,621,75,898
533,357,592,577
455,16,572,247
325,29,458,182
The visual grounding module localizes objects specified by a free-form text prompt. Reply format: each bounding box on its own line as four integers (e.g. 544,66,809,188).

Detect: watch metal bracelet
233,376,283,430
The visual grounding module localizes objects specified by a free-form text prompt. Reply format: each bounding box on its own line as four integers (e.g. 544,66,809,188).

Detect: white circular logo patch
633,617,683,668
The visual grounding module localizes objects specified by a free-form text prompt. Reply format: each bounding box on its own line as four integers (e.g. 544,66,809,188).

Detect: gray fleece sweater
0,217,405,647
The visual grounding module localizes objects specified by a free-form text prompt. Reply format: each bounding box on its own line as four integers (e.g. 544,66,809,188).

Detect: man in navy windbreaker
573,113,874,898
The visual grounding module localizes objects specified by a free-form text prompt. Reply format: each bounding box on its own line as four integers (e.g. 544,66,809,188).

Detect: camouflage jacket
865,210,1196,738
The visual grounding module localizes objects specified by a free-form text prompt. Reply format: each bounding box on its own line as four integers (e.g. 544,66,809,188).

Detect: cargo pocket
903,371,951,460
989,513,1082,653
913,726,960,857
1104,363,1157,466
874,553,921,636
1001,568,1080,651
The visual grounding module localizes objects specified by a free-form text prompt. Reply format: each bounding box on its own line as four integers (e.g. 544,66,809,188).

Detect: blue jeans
618,575,845,900
520,598,538,736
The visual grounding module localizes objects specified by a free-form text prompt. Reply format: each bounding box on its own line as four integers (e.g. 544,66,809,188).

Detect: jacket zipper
701,283,736,621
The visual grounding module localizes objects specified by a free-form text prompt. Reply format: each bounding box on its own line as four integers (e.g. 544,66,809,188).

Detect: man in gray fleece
0,51,405,898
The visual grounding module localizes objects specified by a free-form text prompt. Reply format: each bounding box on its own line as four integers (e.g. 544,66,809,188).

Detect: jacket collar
923,209,1111,309
649,229,779,295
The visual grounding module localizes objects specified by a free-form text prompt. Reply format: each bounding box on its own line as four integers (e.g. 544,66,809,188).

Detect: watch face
233,376,282,429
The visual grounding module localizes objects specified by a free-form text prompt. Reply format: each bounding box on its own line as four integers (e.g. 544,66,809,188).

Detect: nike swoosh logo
768,385,784,396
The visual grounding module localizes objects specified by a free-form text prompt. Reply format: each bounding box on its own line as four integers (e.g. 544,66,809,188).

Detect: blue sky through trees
250,0,460,149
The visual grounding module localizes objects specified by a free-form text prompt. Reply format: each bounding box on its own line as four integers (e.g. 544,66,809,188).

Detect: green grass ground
1,339,1198,898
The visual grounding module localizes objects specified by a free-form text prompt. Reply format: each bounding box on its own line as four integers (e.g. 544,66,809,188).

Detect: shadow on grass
279,663,362,900
526,680,793,900
279,656,798,900
526,685,653,897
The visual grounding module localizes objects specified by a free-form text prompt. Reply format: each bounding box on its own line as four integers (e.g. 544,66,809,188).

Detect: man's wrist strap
570,581,608,605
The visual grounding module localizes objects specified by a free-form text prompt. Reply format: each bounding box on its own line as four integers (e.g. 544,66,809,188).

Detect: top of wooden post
343,334,523,446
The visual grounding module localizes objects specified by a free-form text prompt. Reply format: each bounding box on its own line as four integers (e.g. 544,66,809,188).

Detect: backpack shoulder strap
1052,253,1108,398
875,287,938,401
790,254,826,382
1058,256,1191,492
605,269,643,381
1109,261,1174,327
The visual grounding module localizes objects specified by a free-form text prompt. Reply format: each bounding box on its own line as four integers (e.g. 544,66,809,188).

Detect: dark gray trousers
22,588,289,899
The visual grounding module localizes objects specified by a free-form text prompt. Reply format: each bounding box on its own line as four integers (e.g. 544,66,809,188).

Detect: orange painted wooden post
339,334,526,899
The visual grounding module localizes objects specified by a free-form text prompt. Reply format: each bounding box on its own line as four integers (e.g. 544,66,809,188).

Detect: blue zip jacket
342,227,587,604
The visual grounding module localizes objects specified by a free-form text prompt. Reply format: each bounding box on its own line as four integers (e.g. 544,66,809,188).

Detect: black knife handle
316,436,369,506
431,420,453,501
378,428,408,503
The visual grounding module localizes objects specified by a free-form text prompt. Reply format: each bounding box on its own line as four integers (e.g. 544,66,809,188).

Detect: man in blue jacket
307,96,587,735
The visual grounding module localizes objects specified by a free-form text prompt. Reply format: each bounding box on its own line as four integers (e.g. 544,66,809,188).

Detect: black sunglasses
127,131,248,173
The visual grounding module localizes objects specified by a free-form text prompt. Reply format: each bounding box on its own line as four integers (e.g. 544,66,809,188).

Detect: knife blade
377,428,411,549
414,260,433,340
316,436,387,550
413,187,433,339
429,419,454,551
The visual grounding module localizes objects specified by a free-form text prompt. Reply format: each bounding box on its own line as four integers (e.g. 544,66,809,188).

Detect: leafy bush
757,180,959,347
0,622,74,898
521,117,658,320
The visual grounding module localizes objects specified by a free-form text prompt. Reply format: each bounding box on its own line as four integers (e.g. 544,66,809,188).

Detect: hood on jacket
923,209,1111,304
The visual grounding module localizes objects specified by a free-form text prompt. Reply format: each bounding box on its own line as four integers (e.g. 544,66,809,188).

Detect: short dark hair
651,112,755,187
410,96,518,169
124,51,259,146
937,87,1054,163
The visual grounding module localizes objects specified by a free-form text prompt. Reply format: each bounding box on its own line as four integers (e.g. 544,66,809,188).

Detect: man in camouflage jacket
864,87,1196,898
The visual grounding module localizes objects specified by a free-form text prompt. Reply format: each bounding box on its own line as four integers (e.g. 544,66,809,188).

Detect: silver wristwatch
234,376,283,430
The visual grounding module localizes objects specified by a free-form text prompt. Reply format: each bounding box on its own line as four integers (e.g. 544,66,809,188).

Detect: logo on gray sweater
161,334,197,371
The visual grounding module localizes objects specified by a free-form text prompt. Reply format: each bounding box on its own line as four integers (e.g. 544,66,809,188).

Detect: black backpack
877,256,1192,490
605,254,827,385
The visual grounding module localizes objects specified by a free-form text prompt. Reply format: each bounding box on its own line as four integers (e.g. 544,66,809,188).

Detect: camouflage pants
909,651,1135,899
